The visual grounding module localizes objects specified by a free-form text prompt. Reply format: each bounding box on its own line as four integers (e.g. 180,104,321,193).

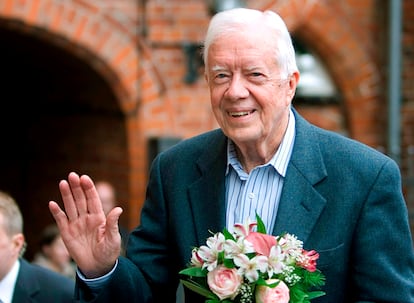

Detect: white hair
203,8,298,78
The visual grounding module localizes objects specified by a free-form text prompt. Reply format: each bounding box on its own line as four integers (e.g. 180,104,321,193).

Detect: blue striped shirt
225,109,295,233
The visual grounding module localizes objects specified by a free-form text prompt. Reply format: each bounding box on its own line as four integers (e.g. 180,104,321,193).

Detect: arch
0,0,146,114
261,0,382,146
0,0,165,231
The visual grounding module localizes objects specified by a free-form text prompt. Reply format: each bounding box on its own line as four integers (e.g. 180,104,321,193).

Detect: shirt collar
0,259,20,303
226,109,295,177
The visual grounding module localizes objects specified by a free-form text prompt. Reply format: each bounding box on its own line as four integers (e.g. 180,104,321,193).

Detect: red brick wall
402,0,414,223
0,0,413,254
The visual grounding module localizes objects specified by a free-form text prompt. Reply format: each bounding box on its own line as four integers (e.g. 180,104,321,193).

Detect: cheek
262,95,289,118
209,87,222,105
0,241,18,265
57,245,69,258
210,90,225,114
50,242,69,260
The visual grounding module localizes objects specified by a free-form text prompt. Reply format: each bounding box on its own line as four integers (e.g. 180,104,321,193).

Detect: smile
229,110,255,117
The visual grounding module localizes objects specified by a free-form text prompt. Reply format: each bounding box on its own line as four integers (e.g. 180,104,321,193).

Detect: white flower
279,234,303,263
282,265,301,285
223,237,255,258
267,245,286,277
197,232,225,271
233,253,268,283
233,218,257,239
190,248,203,267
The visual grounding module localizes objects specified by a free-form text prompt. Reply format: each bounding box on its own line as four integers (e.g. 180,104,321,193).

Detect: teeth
230,111,250,117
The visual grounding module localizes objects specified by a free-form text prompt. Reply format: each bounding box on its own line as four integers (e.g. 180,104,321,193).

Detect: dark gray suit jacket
78,110,414,302
13,258,75,303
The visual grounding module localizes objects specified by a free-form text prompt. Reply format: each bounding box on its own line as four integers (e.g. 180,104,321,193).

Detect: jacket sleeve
75,257,153,302
350,159,414,302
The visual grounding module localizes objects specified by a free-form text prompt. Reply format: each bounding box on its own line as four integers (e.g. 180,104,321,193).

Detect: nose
224,74,249,100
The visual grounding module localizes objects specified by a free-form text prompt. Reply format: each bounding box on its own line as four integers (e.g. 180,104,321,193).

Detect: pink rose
246,232,277,256
255,279,290,303
207,265,242,300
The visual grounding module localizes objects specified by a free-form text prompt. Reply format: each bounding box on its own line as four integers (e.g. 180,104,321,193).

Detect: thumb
106,206,123,239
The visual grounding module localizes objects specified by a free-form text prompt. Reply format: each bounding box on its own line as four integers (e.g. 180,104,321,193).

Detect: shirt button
248,192,255,199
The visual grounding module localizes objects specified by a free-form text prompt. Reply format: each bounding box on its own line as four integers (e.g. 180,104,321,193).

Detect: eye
250,72,263,77
248,72,266,84
216,73,228,79
213,72,230,84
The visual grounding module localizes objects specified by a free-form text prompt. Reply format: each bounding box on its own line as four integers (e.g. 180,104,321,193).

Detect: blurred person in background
95,181,129,255
32,224,76,280
0,191,74,303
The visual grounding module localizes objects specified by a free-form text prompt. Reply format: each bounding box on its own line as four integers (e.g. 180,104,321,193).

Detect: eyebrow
210,65,264,72
211,65,225,72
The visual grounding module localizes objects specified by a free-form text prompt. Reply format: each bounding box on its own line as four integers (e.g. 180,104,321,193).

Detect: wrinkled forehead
207,32,280,70
205,24,279,63
213,21,275,45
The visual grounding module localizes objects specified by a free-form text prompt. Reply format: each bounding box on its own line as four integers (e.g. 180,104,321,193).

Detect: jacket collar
273,110,327,243
188,129,228,245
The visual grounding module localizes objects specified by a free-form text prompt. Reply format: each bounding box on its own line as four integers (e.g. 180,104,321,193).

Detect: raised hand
49,172,123,278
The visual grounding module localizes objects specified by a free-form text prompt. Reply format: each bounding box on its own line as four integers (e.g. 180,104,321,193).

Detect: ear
12,233,25,257
204,72,209,84
287,71,300,99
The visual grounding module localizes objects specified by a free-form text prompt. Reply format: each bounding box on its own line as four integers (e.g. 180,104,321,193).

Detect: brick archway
0,0,152,251
260,0,383,147
0,0,166,231
0,0,142,114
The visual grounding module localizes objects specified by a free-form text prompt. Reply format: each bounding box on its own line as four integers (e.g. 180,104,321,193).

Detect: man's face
0,213,23,280
205,29,298,148
43,235,71,268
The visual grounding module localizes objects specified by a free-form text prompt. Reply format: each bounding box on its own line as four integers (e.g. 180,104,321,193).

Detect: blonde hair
0,191,23,237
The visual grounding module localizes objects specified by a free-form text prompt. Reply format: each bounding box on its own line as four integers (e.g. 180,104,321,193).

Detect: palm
49,172,122,278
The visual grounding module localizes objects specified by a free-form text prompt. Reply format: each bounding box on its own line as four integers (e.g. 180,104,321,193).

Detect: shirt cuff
76,259,118,292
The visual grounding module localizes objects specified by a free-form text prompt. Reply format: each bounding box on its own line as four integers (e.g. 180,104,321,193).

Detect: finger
79,174,104,214
48,201,68,231
67,172,88,216
106,206,123,240
59,178,80,221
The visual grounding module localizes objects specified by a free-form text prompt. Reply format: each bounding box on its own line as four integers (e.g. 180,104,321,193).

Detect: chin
226,129,260,144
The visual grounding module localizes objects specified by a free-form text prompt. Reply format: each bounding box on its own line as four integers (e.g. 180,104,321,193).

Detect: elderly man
49,8,414,303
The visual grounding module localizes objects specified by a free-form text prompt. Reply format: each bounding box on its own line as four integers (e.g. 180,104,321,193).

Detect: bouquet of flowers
179,215,325,303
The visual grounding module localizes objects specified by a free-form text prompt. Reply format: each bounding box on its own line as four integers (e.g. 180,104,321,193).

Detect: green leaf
222,228,235,241
288,285,307,303
255,213,267,234
301,269,326,288
256,277,279,288
217,251,225,264
245,252,256,259
223,258,235,268
180,279,217,299
179,266,207,277
307,290,326,299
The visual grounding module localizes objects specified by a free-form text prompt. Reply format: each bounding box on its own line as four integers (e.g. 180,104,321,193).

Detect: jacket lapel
273,111,327,244
13,259,38,303
188,130,228,246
